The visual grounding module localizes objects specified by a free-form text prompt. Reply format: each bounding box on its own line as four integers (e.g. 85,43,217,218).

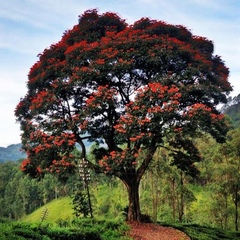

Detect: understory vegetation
0,218,131,240
1,217,240,239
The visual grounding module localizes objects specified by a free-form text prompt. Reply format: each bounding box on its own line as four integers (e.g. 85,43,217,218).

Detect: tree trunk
118,143,156,222
123,176,141,222
178,172,184,223
234,187,238,231
151,172,157,221
170,177,176,222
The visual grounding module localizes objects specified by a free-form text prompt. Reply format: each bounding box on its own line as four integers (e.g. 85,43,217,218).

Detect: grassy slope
22,197,74,223
22,196,240,240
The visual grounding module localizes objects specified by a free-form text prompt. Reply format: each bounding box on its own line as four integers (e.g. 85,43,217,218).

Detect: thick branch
137,139,157,182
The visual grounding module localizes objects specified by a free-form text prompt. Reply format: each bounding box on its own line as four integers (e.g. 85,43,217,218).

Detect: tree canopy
15,9,232,221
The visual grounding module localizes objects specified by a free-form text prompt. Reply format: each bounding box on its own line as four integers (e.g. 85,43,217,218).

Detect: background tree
222,94,240,128
0,161,20,218
15,9,231,221
191,130,240,230
217,128,240,231
142,148,196,222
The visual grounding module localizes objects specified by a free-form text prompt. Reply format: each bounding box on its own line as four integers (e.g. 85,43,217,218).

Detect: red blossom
95,59,105,65
20,159,31,171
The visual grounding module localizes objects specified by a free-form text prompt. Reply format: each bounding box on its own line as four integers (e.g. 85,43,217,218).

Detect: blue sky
0,0,239,147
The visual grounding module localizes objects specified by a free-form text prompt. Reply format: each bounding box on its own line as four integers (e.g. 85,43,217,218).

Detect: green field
22,197,74,223
17,196,240,240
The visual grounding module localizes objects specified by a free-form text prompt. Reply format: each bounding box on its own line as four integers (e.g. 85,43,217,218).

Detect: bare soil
128,222,190,240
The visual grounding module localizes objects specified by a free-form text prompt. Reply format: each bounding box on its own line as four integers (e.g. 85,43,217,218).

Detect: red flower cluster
99,148,140,173
30,90,55,110
85,85,117,109
20,158,31,171
47,158,75,173
187,103,211,118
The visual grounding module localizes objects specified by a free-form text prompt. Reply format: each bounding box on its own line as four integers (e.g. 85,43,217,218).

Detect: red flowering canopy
15,9,231,221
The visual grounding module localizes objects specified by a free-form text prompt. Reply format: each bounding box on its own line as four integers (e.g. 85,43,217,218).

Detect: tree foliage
222,94,240,128
15,9,231,221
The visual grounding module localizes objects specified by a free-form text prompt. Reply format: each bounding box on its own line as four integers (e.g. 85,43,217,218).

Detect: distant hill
0,140,94,163
0,143,26,163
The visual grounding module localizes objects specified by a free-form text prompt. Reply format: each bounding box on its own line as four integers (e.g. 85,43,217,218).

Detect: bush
56,218,71,228
0,219,131,240
159,222,240,240
66,218,130,240
11,223,44,239
47,227,101,240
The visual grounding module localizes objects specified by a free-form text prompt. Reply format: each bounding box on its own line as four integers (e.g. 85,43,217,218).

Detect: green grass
22,197,74,223
21,196,240,240
159,222,240,240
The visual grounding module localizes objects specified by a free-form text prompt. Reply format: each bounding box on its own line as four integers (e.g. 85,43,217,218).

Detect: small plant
72,190,92,218
56,218,71,228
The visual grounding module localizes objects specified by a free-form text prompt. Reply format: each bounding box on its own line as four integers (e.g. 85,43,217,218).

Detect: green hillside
22,197,74,223
20,195,240,240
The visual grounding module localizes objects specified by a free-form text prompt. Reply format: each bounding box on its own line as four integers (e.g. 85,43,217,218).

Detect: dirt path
128,222,190,240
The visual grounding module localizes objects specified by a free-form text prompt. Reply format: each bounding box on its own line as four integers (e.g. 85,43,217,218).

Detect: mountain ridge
0,143,26,162
0,140,93,163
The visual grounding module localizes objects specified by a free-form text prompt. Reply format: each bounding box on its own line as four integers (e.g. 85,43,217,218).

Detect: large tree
15,9,231,221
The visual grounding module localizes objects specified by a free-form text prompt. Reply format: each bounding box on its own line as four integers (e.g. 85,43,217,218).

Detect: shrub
47,227,101,240
11,223,44,239
56,218,71,228
0,219,130,240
